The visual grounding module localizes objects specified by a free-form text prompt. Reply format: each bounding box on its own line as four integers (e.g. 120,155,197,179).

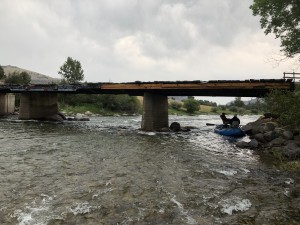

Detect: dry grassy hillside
2,65,60,84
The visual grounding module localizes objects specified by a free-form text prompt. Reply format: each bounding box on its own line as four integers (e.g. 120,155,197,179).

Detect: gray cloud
0,0,295,88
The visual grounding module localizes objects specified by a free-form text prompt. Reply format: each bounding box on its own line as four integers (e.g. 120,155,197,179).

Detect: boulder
282,143,300,159
282,130,294,140
241,123,254,134
253,133,266,143
84,111,93,116
170,122,181,132
267,137,286,147
57,112,67,120
75,113,84,120
242,123,263,135
263,122,277,132
293,135,300,143
236,141,249,148
75,113,90,121
248,139,259,148
263,131,277,142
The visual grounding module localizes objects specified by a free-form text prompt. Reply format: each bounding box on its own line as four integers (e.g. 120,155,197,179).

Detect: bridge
0,79,295,131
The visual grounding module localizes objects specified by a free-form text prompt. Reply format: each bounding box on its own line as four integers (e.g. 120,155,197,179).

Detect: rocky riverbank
236,115,300,164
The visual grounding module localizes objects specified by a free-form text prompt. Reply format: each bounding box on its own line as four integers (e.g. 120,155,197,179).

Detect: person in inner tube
229,114,240,127
220,112,230,126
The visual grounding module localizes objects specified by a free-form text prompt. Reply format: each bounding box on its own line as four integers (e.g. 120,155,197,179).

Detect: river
0,115,299,225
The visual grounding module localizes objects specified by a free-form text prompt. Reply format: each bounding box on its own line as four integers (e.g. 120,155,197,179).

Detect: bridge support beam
0,94,15,115
141,93,169,131
19,93,58,120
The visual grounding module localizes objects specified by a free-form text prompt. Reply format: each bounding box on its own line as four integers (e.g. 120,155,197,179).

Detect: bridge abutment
19,93,58,120
141,93,169,131
0,94,15,115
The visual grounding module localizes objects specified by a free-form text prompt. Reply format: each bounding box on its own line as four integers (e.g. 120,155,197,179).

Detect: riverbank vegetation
264,84,300,129
168,96,265,116
58,94,142,116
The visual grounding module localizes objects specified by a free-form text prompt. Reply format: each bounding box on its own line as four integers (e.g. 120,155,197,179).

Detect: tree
58,57,84,83
0,65,5,80
231,97,245,107
5,71,31,84
184,97,200,113
264,86,300,128
250,1,300,60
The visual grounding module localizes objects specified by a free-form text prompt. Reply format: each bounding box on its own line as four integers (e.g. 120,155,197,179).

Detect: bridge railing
283,72,300,82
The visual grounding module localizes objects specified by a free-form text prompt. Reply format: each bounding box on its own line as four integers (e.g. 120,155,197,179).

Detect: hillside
2,65,60,84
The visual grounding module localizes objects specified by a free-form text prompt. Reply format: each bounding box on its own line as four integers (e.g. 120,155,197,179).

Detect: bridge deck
0,79,294,97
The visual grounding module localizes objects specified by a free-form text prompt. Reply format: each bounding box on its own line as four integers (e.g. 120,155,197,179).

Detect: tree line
0,66,31,84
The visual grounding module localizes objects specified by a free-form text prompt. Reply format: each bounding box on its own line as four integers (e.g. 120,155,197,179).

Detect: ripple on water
2,115,300,225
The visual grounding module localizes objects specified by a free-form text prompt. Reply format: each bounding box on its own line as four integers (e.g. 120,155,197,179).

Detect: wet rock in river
253,133,266,143
170,122,181,132
237,115,300,160
248,139,259,149
236,141,249,148
75,113,90,121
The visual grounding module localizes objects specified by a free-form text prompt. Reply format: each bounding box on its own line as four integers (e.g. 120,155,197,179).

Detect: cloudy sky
0,0,297,103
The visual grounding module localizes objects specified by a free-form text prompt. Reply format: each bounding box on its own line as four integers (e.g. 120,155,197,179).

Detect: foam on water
217,169,238,176
170,195,197,225
12,194,54,225
69,202,92,215
138,131,156,136
219,197,252,215
285,178,294,185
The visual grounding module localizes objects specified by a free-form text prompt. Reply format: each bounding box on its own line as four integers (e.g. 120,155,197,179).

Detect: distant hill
2,65,60,84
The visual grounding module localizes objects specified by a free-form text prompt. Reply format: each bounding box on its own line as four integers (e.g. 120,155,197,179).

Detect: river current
0,115,299,225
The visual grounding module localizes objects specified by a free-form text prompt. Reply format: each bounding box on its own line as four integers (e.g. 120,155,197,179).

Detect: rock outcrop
236,116,300,159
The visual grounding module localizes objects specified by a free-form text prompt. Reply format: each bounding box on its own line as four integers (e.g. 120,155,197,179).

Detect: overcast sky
0,0,297,104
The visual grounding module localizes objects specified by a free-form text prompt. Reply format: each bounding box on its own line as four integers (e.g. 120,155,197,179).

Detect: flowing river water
0,115,299,225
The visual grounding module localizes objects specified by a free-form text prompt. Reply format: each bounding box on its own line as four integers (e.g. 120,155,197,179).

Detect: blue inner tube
214,124,245,137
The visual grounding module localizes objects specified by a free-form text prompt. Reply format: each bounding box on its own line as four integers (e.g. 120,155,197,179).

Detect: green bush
220,105,227,111
58,94,141,114
228,106,238,112
183,98,200,113
264,86,300,128
169,101,182,110
211,107,218,113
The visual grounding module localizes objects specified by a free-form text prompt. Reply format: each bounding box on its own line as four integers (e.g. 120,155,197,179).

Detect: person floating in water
220,112,230,125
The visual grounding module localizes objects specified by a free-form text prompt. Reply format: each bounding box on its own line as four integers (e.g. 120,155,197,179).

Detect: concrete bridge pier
0,94,15,115
141,93,169,131
19,93,59,120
